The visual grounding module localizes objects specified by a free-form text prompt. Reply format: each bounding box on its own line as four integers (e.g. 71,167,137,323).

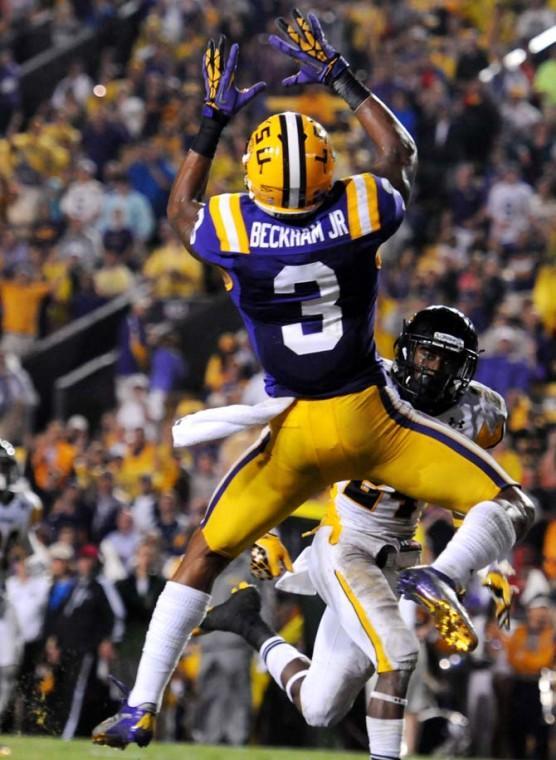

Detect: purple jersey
190,173,405,398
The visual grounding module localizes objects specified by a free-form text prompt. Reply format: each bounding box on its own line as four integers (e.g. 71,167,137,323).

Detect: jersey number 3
274,262,343,355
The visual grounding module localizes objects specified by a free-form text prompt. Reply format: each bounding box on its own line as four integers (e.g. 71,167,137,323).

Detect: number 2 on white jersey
273,262,343,355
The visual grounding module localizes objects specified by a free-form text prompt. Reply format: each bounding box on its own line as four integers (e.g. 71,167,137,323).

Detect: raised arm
167,37,266,255
269,9,417,203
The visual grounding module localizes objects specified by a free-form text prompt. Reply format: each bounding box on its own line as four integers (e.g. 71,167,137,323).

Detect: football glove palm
482,563,516,630
268,8,349,87
250,533,293,580
202,36,266,122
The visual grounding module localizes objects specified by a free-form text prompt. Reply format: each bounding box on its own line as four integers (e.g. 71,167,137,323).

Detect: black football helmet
391,306,479,415
0,439,19,498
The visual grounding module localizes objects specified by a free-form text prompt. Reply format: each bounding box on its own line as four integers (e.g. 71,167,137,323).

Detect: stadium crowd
0,0,556,756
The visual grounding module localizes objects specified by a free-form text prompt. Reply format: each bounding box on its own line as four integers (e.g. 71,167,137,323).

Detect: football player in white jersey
0,439,42,756
200,306,515,760
0,440,42,579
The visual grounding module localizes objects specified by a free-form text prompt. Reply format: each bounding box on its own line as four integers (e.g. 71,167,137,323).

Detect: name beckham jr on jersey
250,209,349,249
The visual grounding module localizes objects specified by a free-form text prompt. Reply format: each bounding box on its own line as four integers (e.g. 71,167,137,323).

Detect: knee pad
300,684,351,727
382,629,419,673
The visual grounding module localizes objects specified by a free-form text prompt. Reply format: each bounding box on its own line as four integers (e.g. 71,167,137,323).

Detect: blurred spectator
118,427,156,497
475,327,535,398
188,448,219,511
101,206,134,265
31,421,76,497
455,29,488,82
99,169,154,244
148,329,187,424
533,44,556,107
60,158,103,227
0,265,51,356
127,140,174,220
0,348,36,442
130,473,157,534
143,219,204,300
116,375,151,433
101,507,140,573
192,552,254,745
115,297,150,397
506,597,555,760
5,553,49,732
204,332,241,395
42,544,116,738
51,60,92,111
487,165,533,250
154,489,188,559
81,107,128,179
93,249,135,299
58,216,101,269
517,1,556,40
114,540,164,685
89,469,123,543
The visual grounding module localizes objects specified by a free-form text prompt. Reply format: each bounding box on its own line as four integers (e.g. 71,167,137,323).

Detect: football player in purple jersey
92,10,533,756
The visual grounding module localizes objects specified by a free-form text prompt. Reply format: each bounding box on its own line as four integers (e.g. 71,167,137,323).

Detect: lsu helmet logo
243,112,335,216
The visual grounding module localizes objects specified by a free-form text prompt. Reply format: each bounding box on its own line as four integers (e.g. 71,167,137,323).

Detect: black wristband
330,69,370,111
191,116,227,159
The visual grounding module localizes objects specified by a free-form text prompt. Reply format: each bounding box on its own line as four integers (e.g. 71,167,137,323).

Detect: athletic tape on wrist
370,691,408,706
285,669,309,702
330,69,370,111
191,117,226,158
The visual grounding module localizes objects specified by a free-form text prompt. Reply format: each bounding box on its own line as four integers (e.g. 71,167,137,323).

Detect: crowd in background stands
0,0,556,756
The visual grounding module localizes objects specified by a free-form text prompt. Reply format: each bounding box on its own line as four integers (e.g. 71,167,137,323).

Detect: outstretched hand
268,8,349,87
202,35,266,122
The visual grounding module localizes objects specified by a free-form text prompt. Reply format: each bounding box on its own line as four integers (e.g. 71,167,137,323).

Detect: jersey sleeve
189,193,250,265
341,173,406,242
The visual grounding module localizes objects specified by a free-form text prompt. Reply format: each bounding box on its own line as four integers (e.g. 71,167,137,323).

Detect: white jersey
0,485,41,576
333,373,507,545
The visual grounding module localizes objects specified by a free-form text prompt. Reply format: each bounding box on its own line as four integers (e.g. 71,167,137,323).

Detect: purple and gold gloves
202,36,266,123
268,8,349,87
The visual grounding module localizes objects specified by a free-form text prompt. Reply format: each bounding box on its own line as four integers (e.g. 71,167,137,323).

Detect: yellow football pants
201,385,515,557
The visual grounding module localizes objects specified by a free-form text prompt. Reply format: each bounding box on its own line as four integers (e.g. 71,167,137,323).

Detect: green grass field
0,737,376,760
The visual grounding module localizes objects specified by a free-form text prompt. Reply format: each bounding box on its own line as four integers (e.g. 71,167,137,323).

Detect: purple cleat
398,566,478,653
91,678,156,749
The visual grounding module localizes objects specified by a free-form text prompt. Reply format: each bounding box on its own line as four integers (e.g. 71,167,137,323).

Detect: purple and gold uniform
190,176,515,559
191,173,404,397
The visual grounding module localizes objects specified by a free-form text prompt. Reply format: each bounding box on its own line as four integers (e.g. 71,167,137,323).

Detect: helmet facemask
392,306,480,414
394,333,478,414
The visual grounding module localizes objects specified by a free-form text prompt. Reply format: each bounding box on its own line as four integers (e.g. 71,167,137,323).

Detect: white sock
432,500,516,588
259,636,309,690
129,582,210,709
367,716,404,760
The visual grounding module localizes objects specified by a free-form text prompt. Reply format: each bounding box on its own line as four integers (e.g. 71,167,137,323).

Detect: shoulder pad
467,381,507,449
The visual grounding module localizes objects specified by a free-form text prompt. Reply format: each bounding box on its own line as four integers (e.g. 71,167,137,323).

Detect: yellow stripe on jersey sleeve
364,173,381,230
208,194,250,253
343,173,382,240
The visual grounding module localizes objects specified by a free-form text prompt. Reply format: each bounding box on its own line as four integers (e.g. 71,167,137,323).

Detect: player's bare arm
269,8,417,202
167,36,266,255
